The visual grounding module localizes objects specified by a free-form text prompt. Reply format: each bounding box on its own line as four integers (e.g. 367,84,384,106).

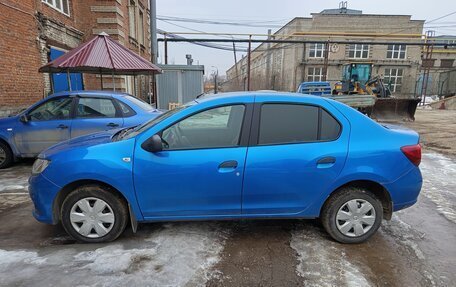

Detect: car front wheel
0,142,13,169
321,187,383,244
61,185,128,243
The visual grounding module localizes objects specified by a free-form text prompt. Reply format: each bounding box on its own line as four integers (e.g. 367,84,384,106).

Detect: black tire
321,187,383,244
61,185,129,243
0,141,13,169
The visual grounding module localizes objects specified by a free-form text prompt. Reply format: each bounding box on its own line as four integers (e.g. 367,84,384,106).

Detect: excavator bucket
371,98,421,121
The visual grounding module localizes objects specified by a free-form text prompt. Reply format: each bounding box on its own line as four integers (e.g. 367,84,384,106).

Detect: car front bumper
28,173,61,224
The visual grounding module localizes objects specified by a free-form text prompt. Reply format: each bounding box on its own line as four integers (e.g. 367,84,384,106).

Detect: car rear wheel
0,142,13,169
61,185,128,243
321,187,383,243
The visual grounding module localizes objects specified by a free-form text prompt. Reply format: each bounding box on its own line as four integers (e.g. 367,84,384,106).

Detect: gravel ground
0,109,454,287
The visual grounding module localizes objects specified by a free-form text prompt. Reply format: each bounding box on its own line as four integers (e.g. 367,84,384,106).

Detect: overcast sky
156,0,456,76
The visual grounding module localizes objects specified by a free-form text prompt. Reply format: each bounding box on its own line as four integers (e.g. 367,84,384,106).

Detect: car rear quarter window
320,109,341,140
258,104,341,145
259,104,319,145
117,100,137,117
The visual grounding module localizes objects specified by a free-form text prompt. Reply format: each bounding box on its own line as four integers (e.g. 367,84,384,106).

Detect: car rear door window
77,98,117,118
258,104,341,145
161,105,245,150
259,104,319,145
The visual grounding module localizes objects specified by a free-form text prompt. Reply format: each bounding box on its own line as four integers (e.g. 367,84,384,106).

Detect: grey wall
156,65,204,109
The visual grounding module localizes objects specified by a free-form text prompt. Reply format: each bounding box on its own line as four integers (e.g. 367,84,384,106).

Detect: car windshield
124,95,155,111
121,104,189,140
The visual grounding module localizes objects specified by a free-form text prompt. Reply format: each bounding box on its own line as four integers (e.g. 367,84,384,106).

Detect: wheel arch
322,180,393,220
53,179,132,224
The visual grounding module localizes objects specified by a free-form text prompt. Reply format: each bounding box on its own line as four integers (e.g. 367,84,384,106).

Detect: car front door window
161,105,245,150
28,97,73,121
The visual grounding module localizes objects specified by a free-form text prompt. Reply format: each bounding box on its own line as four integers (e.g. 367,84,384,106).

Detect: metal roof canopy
39,32,162,75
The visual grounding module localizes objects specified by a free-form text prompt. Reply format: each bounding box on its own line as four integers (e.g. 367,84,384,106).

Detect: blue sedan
29,92,422,243
0,91,161,168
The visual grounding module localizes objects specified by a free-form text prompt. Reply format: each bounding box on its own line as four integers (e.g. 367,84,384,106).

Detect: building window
129,0,137,39
440,59,454,68
42,0,70,15
384,68,403,93
307,67,325,82
309,43,325,58
387,45,406,59
348,44,369,59
138,9,144,45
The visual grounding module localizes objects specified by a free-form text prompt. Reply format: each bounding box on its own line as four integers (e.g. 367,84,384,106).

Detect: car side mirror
141,134,163,153
19,114,30,123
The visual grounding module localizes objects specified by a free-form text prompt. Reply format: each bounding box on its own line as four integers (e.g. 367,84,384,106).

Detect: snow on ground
290,224,372,287
0,165,30,193
0,222,229,286
420,153,456,224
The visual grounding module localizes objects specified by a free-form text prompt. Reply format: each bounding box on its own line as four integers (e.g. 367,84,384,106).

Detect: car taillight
401,144,421,166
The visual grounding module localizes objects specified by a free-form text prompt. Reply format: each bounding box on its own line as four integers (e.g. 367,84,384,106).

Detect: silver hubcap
70,197,115,238
0,147,6,164
336,199,376,237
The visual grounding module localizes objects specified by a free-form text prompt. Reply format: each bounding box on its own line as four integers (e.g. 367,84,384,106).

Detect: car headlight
32,158,51,175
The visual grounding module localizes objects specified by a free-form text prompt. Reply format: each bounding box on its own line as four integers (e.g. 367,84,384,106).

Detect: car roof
195,91,326,104
49,90,130,99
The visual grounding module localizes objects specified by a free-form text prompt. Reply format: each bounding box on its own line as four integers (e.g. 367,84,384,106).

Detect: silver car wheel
335,199,376,237
0,147,6,164
69,197,115,238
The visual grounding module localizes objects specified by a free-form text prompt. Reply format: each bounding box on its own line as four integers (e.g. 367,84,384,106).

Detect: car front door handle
107,123,119,128
57,124,68,129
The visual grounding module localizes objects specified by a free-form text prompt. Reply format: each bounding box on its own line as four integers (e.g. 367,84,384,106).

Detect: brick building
0,0,151,116
226,6,432,97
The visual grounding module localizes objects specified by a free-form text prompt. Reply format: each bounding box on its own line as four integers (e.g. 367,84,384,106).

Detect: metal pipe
163,31,424,38
149,0,157,63
157,38,454,47
164,34,168,64
67,70,72,91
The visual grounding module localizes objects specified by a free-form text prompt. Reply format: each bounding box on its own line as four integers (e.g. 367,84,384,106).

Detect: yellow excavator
332,63,420,121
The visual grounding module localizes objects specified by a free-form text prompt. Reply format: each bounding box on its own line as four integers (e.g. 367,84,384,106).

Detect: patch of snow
0,222,228,286
381,215,426,260
0,165,30,193
290,225,372,287
420,153,456,224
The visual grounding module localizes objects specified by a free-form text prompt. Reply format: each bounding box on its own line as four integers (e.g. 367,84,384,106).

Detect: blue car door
242,100,349,216
70,97,124,138
14,96,73,156
133,104,252,218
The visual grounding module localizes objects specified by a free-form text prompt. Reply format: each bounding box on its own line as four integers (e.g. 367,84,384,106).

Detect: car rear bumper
28,173,61,224
384,166,423,212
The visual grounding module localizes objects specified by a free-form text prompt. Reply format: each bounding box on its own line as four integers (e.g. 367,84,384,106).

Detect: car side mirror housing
19,114,30,123
141,134,163,153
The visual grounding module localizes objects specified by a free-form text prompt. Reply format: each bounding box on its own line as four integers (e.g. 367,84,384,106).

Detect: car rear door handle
57,124,68,129
218,160,238,172
317,156,336,168
107,123,119,128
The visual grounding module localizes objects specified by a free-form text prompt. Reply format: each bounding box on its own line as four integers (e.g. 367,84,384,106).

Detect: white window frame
384,68,403,93
387,45,406,59
138,9,145,45
42,0,70,16
307,67,325,82
129,0,137,40
348,44,369,59
309,43,325,58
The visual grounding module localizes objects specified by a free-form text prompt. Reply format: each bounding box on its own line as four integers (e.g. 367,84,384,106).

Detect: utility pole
211,66,218,94
265,29,271,89
247,35,252,91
